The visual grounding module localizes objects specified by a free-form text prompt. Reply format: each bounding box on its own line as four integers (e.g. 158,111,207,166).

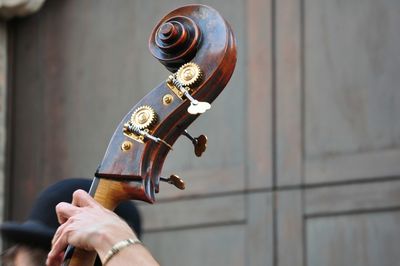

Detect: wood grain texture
305,148,400,184
276,0,303,187
144,224,246,266
246,0,273,189
139,194,245,231
6,0,400,265
277,190,304,266
155,164,244,199
95,4,237,203
246,192,274,266
305,180,400,216
141,192,273,266
303,0,400,184
10,10,61,220
307,211,400,266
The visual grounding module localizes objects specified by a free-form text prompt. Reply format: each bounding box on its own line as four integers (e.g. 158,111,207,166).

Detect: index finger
55,202,80,224
71,189,99,208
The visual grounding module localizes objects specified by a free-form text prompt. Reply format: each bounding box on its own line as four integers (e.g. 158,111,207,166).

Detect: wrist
94,231,137,259
102,238,142,265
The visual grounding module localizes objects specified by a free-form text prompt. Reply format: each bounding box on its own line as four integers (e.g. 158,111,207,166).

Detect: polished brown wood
64,4,237,265
95,4,237,203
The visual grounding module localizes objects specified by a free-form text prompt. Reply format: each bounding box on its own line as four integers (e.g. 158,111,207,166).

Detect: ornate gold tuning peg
160,175,185,190
182,130,208,157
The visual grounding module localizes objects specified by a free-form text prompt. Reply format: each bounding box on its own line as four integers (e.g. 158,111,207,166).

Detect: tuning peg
160,174,185,190
182,130,207,157
166,74,211,115
184,92,211,115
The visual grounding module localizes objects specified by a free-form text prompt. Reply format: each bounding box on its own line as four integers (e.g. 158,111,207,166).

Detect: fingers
48,190,100,266
55,189,96,224
47,221,70,266
71,189,99,208
46,251,63,266
56,190,98,224
51,221,67,246
56,202,80,224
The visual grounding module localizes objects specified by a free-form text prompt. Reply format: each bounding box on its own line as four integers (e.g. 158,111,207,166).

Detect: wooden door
275,0,400,265
6,0,400,265
8,1,271,265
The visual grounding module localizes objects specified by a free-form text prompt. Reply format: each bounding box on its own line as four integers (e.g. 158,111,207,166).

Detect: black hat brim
1,220,55,249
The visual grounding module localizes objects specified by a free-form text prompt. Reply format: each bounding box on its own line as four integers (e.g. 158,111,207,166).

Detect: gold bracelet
103,238,141,265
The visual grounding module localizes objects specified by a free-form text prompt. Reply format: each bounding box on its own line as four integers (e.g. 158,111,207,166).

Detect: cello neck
62,177,135,266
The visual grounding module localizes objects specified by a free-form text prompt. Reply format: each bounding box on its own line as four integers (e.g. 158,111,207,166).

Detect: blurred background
0,0,399,265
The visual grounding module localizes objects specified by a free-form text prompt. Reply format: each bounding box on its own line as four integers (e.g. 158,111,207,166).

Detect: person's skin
2,245,47,266
14,246,38,266
46,189,159,266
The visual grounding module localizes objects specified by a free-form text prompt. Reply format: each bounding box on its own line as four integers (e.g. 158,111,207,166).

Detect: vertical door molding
247,0,274,189
274,1,305,265
246,192,274,266
275,0,303,187
277,190,304,266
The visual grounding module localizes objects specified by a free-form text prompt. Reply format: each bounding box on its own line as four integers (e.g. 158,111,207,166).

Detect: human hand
46,189,137,266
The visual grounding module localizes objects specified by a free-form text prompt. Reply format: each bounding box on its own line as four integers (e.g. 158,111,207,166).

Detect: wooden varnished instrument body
63,4,236,265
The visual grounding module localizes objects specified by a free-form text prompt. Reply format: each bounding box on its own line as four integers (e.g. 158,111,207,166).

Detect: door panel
305,180,400,215
303,0,400,184
141,192,274,266
275,0,400,266
144,225,247,266
139,195,245,230
307,211,400,266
